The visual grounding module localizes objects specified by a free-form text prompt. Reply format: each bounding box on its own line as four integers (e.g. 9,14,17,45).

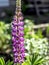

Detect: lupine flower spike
12,0,25,64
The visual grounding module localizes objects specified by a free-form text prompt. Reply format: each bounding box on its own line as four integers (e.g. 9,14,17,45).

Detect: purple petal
12,32,16,36
19,16,23,21
19,32,24,37
18,27,24,31
14,58,19,63
12,37,16,42
18,22,24,26
13,47,16,52
12,22,18,26
19,37,24,41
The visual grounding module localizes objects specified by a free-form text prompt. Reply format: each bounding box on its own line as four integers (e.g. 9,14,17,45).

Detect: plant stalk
16,0,21,12
14,63,21,65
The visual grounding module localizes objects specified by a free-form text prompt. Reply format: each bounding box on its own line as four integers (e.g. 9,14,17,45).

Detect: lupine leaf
0,57,5,65
6,60,13,65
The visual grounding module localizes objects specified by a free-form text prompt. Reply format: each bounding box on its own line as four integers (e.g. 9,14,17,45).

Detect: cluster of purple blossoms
12,12,25,63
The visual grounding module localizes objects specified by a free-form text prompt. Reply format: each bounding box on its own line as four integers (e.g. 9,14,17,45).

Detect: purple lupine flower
12,12,25,64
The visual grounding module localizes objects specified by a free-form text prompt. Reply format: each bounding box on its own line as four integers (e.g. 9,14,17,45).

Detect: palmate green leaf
31,54,45,65
33,57,45,65
22,54,46,65
6,60,13,65
31,54,39,65
25,53,46,65
0,57,13,65
36,58,45,65
0,57,5,65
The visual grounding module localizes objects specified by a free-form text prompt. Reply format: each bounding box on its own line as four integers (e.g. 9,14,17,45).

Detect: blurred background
0,0,49,65
0,0,49,23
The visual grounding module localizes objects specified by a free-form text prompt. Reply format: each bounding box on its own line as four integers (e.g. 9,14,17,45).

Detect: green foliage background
0,19,49,65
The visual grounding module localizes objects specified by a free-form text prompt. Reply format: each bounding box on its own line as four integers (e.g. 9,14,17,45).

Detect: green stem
14,63,21,65
17,63,21,65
